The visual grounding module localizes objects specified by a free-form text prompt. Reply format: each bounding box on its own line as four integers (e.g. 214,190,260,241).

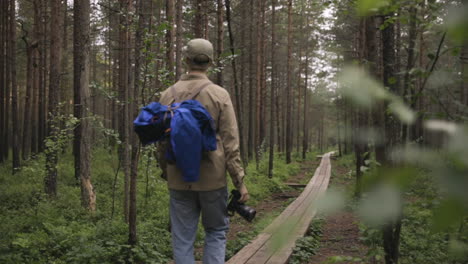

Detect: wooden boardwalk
227,152,334,264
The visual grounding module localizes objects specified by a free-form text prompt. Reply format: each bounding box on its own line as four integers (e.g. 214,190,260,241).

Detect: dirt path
308,158,367,264
308,211,367,264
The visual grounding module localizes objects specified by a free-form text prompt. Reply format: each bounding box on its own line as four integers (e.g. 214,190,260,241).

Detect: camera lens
237,204,256,222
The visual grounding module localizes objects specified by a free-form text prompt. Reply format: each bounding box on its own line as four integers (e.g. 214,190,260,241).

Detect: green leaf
355,0,389,16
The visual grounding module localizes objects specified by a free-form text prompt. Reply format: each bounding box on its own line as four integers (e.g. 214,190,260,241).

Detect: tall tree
175,0,184,79
247,0,254,161
45,0,64,196
74,0,96,211
286,0,293,164
216,0,224,86
380,12,403,264
0,0,6,163
119,0,131,222
193,0,204,38
38,0,48,153
10,0,19,171
225,0,246,166
268,0,276,178
166,0,175,79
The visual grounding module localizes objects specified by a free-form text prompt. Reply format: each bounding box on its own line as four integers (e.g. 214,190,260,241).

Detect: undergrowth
0,146,310,263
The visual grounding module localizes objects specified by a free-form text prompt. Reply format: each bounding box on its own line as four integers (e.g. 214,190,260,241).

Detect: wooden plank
226,233,271,264
227,152,333,264
267,155,331,263
285,183,307,188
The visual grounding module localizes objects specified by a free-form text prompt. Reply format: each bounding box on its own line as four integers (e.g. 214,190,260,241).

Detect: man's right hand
238,184,250,203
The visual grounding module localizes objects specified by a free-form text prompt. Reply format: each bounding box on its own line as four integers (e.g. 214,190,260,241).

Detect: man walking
158,38,249,264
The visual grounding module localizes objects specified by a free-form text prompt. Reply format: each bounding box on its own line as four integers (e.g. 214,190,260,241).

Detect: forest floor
224,156,368,263
307,157,368,264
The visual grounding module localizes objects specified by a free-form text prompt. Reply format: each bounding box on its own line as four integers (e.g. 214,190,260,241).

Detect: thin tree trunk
225,0,246,167
302,54,309,160
255,0,263,167
45,0,63,197
0,0,6,163
119,0,131,223
193,0,203,38
31,12,40,156
166,0,175,79
175,0,183,79
247,0,254,161
10,0,19,171
268,0,276,178
285,0,293,164
216,0,224,86
3,0,11,161
38,0,47,153
402,6,417,143
22,35,38,160
74,0,96,211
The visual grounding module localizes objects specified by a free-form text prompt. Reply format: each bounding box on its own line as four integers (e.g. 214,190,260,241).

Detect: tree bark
0,0,6,163
268,0,276,178
193,0,203,38
302,53,310,160
225,0,246,167
45,0,63,197
10,0,19,171
255,0,263,167
247,0,254,161
38,0,47,153
402,6,418,142
74,0,96,211
166,0,175,80
286,0,293,164
175,0,183,79
119,0,131,223
128,0,150,245
216,0,224,86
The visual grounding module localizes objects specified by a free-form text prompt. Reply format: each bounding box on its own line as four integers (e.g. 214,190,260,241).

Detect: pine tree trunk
225,0,246,167
268,0,276,178
166,0,175,79
302,54,309,159
402,6,417,142
255,0,263,167
285,0,293,164
175,0,183,79
216,0,224,86
74,0,96,211
129,0,151,245
119,0,131,223
45,0,63,197
38,0,47,153
1,0,6,163
22,43,34,160
3,0,11,161
10,0,19,171
247,0,254,161
193,0,203,38
31,2,40,155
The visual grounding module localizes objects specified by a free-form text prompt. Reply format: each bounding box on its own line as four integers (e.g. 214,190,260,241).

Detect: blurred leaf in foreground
339,65,415,124
316,188,346,216
355,0,389,16
357,184,401,227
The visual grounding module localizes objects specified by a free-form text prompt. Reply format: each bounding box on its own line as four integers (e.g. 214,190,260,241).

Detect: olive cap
182,38,214,62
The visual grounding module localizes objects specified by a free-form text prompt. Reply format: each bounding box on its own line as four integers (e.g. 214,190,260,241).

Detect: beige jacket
158,73,245,191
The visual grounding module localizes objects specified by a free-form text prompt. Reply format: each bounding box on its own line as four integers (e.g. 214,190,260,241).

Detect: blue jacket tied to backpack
133,100,217,182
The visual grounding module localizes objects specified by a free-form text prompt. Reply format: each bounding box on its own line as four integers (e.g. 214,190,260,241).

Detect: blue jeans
169,187,229,264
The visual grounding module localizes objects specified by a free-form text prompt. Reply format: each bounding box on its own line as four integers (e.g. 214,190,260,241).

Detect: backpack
133,81,217,182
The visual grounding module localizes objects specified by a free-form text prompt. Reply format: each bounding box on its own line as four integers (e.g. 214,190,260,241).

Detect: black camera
227,190,256,222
